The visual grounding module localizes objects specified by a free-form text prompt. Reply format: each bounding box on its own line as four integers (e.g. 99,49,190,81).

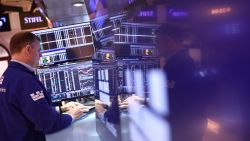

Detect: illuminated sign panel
166,8,189,21
138,10,155,17
135,7,157,22
210,7,231,15
168,9,188,17
19,12,48,30
0,14,11,32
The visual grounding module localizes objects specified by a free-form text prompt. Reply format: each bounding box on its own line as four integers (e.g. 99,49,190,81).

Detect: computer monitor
114,22,158,45
36,61,94,103
117,58,160,95
32,23,94,66
113,22,159,57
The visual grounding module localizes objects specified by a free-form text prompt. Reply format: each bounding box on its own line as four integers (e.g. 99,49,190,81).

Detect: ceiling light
73,2,84,7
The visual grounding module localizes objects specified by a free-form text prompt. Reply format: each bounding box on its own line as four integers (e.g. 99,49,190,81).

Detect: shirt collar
11,59,35,72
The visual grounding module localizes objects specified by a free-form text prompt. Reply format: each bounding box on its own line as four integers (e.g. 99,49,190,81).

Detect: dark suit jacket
164,49,207,141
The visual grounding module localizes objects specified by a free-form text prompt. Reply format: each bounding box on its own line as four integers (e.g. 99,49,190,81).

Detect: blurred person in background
156,24,208,141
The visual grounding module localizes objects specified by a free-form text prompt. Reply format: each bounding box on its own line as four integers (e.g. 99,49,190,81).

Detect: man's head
156,24,185,57
10,32,41,67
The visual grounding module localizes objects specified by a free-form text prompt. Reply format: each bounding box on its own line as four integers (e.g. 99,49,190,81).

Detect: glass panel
0,47,8,58
0,61,8,77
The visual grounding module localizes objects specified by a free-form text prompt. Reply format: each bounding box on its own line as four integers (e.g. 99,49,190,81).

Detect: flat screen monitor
32,23,94,66
36,61,94,102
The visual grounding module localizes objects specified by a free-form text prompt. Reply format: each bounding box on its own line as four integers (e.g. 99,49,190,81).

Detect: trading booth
0,0,249,141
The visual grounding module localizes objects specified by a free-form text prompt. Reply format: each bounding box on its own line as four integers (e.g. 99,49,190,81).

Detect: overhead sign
134,7,157,22
168,8,188,17
210,7,231,15
166,7,189,21
19,12,48,30
0,14,11,32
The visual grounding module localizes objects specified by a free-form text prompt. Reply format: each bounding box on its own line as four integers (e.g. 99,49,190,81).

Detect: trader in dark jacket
0,32,83,141
156,25,207,141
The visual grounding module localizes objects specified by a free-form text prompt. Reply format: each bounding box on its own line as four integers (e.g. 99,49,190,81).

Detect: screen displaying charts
114,22,159,45
36,61,94,102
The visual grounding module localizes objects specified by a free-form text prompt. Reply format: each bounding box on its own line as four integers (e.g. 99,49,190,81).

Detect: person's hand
66,106,83,121
61,102,78,112
95,100,106,113
77,104,93,113
61,102,91,113
123,95,144,105
118,96,129,109
118,94,143,109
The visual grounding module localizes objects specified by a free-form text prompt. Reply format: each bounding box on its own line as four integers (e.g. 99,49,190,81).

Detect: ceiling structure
0,0,32,13
43,0,90,25
0,0,159,25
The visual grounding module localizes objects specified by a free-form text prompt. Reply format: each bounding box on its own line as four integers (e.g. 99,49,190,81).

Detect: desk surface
46,112,101,141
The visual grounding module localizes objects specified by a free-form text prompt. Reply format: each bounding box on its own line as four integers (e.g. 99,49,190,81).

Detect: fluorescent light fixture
73,2,84,7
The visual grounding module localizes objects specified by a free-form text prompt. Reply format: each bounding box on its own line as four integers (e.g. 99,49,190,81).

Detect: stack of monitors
117,59,160,95
93,49,121,141
93,49,117,97
36,61,94,102
95,65,117,97
94,59,161,141
32,23,94,66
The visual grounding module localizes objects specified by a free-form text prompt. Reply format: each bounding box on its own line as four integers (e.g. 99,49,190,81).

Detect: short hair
156,24,185,43
9,32,39,55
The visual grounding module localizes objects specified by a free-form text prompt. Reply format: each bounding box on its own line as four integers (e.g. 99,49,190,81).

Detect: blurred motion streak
207,118,220,134
210,7,231,15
